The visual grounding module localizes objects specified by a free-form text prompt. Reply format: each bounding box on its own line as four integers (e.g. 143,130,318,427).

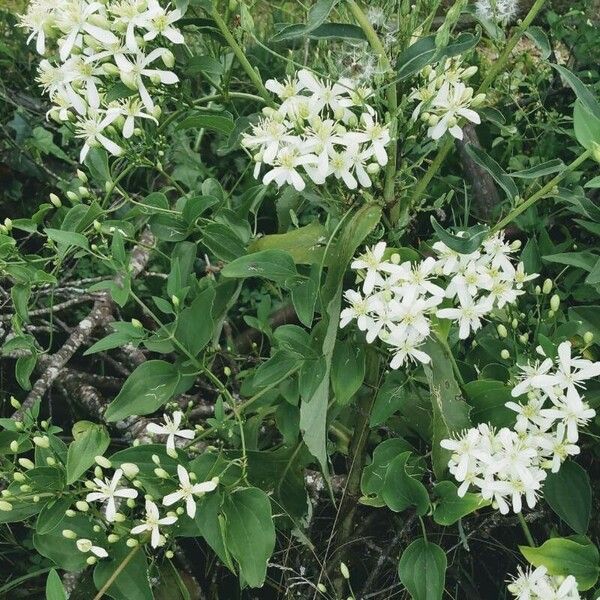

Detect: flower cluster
340,231,534,369
507,565,579,600
409,58,485,140
19,0,184,162
242,69,390,192
476,0,520,25
442,341,598,514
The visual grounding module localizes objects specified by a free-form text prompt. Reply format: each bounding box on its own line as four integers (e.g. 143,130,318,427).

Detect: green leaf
271,0,337,41
381,452,429,515
551,64,600,120
176,110,235,135
463,379,515,427
543,251,598,271
370,371,409,426
430,218,487,254
464,144,518,198
331,342,364,405
174,286,216,356
307,23,365,40
66,422,110,484
44,229,89,250
253,350,301,388
586,259,600,286
544,461,591,534
185,54,224,76
202,223,246,262
574,99,600,150
93,543,153,600
361,438,414,505
36,496,73,535
300,204,381,475
290,265,319,327
525,26,551,59
398,538,447,600
223,487,276,588
423,339,471,478
520,537,600,591
46,569,67,600
510,159,565,178
222,249,297,283
396,36,437,80
105,361,181,421
432,481,490,526
248,222,327,265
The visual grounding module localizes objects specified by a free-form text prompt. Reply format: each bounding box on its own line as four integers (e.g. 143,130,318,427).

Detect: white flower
541,386,596,443
86,468,138,521
297,69,352,115
427,82,481,140
262,147,317,192
162,465,218,518
76,538,108,558
19,0,56,55
511,358,558,398
115,48,179,110
56,1,118,62
108,97,159,138
131,499,177,547
350,242,389,295
507,565,549,600
339,290,376,331
388,332,431,368
476,0,520,25
146,410,195,457
437,290,493,339
554,341,600,396
538,423,580,473
242,118,295,164
75,110,123,162
142,0,184,44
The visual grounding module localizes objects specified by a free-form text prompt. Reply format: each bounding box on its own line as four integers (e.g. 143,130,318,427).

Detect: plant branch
92,546,140,600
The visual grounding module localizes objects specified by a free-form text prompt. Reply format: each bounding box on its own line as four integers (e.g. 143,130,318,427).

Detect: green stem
209,10,276,108
92,546,140,600
517,512,536,547
478,0,548,94
409,0,549,211
493,149,592,231
347,1,398,209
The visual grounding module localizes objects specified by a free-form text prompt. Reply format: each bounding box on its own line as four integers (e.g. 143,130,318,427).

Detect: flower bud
33,495,40,503
0,501,13,512
497,324,508,338
46,456,57,466
154,468,169,479
550,295,560,312
49,193,62,207
534,285,541,295
20,484,32,492
103,62,120,76
78,186,90,198
519,333,529,344
4,218,12,231
108,534,120,543
13,472,25,482
113,512,126,523
121,463,139,479
340,562,350,579
86,556,97,565
76,501,89,512
511,318,518,330
542,279,552,294
317,583,327,593
84,480,96,489
126,498,136,508
593,142,600,164
584,331,594,345
77,169,88,183
95,455,112,469
366,162,380,174
94,466,103,479
548,309,555,318
223,366,231,377
62,529,77,539
500,349,510,360
18,458,35,470
165,550,174,559
152,105,162,119
161,49,175,68
10,396,21,409
9,441,18,453
152,454,161,465
126,538,139,547
66,509,76,517
33,435,50,448
66,190,79,203
131,318,143,329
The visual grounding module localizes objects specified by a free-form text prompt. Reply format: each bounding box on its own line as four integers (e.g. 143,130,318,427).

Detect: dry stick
92,546,140,600
0,295,100,321
13,228,155,419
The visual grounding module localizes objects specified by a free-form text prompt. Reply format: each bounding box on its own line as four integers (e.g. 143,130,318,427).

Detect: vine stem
409,0,549,209
492,149,592,231
209,9,276,108
92,546,140,600
347,1,398,209
517,512,536,547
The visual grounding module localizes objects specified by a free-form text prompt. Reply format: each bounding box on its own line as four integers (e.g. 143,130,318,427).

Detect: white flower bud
497,324,508,338
49,193,62,207
33,435,49,448
10,396,21,409
511,318,518,330
66,509,76,517
108,534,120,543
121,463,139,479
95,456,112,469
154,468,169,479
9,441,18,453
151,454,161,465
13,472,25,482
66,191,79,202
542,279,552,294
18,458,35,470
131,318,143,329
62,529,77,539
46,456,57,466
550,294,560,312
340,562,350,579
126,498,136,508
113,512,126,523
366,162,380,174
76,501,89,512
0,501,13,512
165,550,174,559
86,556,97,565
161,49,175,68
519,333,529,344
33,495,40,503
501,349,510,360
4,218,12,231
126,538,139,547
584,331,594,345
77,169,88,183
20,485,32,492
94,466,103,479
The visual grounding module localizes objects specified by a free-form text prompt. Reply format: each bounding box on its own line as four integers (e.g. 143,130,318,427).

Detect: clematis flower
86,468,138,521
130,499,177,547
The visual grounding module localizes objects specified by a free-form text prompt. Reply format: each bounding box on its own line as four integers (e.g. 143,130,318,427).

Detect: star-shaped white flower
146,411,194,457
76,538,108,558
86,468,138,521
162,465,218,519
131,499,177,547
